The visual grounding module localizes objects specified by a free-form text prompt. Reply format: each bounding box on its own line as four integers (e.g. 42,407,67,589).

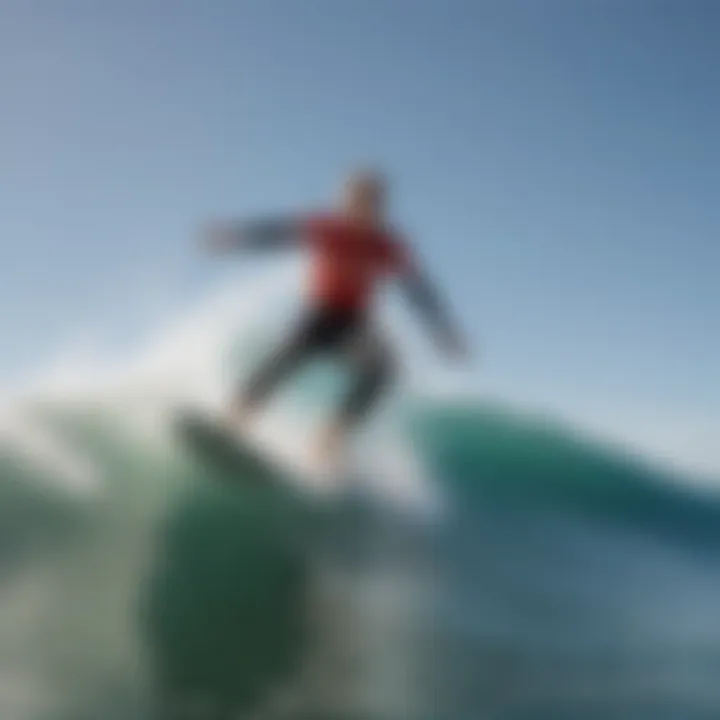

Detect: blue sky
2,1,718,459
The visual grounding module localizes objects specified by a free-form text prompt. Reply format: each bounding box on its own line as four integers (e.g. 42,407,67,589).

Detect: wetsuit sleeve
388,237,415,275
232,217,301,250
204,215,308,254
241,211,335,249
397,248,462,349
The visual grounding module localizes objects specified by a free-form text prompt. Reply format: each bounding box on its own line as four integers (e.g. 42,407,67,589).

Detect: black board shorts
289,304,368,353
241,303,393,423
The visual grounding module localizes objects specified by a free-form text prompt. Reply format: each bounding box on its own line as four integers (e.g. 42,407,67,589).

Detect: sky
1,1,718,472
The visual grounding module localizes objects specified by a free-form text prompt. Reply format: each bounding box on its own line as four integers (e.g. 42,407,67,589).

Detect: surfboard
173,408,340,499
174,410,281,486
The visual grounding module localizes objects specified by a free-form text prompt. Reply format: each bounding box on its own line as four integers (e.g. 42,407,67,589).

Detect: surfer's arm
399,265,468,359
203,217,302,254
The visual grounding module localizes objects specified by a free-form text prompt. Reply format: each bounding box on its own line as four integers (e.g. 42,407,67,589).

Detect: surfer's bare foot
225,400,255,433
314,421,348,474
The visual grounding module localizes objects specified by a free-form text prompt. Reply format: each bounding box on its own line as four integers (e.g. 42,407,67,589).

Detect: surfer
202,170,468,470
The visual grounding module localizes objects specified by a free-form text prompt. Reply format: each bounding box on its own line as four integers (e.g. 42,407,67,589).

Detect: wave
411,400,720,547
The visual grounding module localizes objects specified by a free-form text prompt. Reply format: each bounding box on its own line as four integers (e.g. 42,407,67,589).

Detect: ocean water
2,396,720,720
2,277,719,719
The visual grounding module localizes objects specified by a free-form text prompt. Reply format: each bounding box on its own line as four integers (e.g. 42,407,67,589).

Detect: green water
2,400,720,719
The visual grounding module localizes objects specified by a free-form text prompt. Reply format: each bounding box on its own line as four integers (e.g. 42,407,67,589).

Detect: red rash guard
302,213,411,312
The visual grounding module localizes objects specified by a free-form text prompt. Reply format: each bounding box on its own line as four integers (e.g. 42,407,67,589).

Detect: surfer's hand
202,221,240,254
441,330,471,362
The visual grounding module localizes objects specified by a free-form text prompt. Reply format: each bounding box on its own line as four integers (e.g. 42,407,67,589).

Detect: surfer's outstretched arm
202,217,302,254
399,266,468,359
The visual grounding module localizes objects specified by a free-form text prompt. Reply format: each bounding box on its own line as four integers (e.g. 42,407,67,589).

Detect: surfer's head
342,169,387,225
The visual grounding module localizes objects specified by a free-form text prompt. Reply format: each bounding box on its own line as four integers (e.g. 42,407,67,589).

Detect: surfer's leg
340,327,396,426
231,307,350,420
231,316,320,418
315,326,395,468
